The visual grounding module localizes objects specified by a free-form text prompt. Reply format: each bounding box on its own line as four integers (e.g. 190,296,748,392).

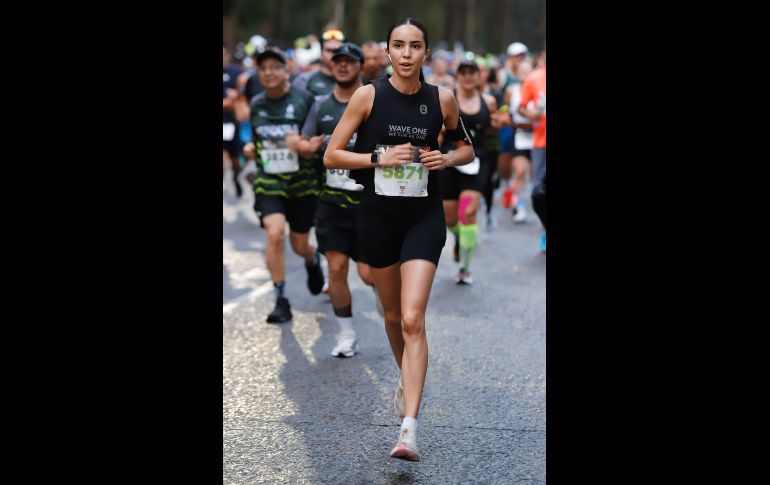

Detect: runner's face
362,45,382,77
321,39,343,69
457,68,479,90
432,58,448,75
388,25,429,80
516,62,532,81
258,59,286,89
478,65,489,85
331,56,361,84
378,48,389,68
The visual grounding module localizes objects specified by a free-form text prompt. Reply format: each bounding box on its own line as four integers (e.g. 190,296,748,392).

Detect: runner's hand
378,142,414,167
307,135,324,153
419,148,447,171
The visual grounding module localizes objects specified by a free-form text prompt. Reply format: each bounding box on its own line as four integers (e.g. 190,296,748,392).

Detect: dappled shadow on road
223,264,252,302
276,307,418,484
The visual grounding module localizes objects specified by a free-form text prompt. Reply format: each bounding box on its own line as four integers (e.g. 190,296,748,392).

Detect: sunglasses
321,29,346,41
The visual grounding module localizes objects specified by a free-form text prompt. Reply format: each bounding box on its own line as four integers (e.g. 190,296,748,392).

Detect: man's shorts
253,194,318,234
314,201,366,262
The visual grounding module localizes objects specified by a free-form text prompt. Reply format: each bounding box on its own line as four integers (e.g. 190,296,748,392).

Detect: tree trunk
444,0,454,46
222,0,238,51
465,0,476,51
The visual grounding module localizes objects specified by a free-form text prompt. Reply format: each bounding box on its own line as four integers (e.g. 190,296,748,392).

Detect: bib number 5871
380,165,424,180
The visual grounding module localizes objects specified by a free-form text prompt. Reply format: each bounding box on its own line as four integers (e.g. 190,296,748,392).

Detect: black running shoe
306,257,325,295
266,297,292,323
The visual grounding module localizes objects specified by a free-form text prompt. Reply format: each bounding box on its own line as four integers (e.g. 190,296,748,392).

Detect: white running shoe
331,331,357,357
460,271,474,285
454,269,465,284
513,205,528,223
373,286,384,317
393,376,404,418
455,269,473,285
389,426,420,461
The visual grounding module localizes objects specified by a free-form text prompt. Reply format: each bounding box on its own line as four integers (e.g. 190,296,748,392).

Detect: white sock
401,417,418,432
337,316,354,335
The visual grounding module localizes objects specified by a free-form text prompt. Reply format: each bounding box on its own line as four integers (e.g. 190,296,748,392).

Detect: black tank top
351,76,444,212
441,91,490,158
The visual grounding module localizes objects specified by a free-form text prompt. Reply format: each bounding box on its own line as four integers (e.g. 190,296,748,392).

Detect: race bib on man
260,139,299,174
223,123,235,141
326,168,362,191
373,144,429,197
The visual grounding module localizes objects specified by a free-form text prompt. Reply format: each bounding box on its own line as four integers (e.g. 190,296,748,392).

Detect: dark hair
386,18,428,83
487,64,498,84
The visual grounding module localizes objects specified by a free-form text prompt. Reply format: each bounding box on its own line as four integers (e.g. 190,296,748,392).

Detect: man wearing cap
243,47,326,323
500,42,529,97
288,42,382,356
291,28,346,96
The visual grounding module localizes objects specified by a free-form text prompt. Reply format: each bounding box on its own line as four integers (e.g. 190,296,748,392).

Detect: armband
445,118,472,145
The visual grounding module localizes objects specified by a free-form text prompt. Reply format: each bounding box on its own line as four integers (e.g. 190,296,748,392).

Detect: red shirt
519,67,546,148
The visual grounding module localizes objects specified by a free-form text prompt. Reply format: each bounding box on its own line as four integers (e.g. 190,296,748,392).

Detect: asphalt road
223,175,546,484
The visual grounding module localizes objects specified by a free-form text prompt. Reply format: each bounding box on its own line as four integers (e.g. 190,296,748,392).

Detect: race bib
514,130,534,150
223,123,235,141
326,168,362,191
455,156,480,175
373,144,429,197
260,139,299,174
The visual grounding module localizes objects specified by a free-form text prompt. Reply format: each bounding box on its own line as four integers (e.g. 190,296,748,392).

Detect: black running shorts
438,162,490,200
357,203,446,268
254,194,317,234
314,201,366,263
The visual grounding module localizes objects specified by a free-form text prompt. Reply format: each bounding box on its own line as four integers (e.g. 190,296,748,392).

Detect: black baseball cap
256,47,287,65
457,60,479,72
331,43,364,63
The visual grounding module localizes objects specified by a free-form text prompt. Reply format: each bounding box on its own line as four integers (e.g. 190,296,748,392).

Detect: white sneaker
389,426,420,461
460,271,474,285
393,376,404,418
331,331,357,357
455,269,473,285
513,205,528,223
373,285,384,317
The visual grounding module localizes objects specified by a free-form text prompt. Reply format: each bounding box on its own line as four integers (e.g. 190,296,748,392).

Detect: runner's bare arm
234,72,251,121
438,87,475,167
296,135,324,158
483,93,502,128
323,85,375,169
223,88,238,111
